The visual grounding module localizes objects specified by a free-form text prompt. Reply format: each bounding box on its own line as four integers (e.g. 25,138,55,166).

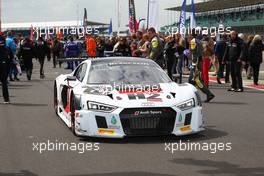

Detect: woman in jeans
174,33,185,84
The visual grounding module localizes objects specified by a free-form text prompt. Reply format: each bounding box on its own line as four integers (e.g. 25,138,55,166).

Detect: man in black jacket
34,37,48,79
18,38,35,80
248,35,264,85
215,34,228,84
0,35,13,104
164,36,176,80
223,31,245,92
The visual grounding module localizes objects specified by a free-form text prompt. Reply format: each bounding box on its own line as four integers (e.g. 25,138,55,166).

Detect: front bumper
74,106,204,138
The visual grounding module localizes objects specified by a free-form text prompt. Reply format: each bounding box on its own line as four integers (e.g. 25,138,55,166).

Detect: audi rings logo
134,111,140,116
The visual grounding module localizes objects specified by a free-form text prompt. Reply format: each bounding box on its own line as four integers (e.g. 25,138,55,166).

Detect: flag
190,0,197,29
179,0,187,36
129,0,138,33
108,19,113,35
30,25,34,41
148,0,159,31
83,8,88,27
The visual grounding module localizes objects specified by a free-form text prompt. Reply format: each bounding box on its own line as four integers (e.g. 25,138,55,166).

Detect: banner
148,0,159,31
83,8,88,27
179,0,187,36
108,19,113,35
190,0,197,29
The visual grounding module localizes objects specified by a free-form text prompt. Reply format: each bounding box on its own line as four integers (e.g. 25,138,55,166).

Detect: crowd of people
0,28,264,104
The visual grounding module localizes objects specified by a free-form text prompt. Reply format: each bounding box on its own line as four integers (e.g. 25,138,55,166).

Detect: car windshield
87,60,171,84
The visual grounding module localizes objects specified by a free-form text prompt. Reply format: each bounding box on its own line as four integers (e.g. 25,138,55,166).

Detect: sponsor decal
133,110,162,116
180,126,192,132
178,114,183,122
108,125,121,130
97,129,115,135
83,86,112,95
141,102,155,107
116,96,122,100
111,116,117,125
176,123,184,128
109,116,120,129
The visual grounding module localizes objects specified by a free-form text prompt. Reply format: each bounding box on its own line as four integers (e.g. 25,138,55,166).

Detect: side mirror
66,76,77,81
66,76,77,87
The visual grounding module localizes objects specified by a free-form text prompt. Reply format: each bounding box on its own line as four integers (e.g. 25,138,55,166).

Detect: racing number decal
128,93,145,100
128,93,162,102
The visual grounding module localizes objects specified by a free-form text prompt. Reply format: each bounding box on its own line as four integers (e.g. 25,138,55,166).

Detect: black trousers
189,65,214,98
53,52,60,68
38,57,45,76
230,62,243,89
217,57,224,78
0,62,10,102
251,63,261,84
167,56,175,79
24,59,33,79
225,62,230,82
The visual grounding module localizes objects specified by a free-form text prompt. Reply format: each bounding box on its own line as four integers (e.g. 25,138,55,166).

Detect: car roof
83,57,155,64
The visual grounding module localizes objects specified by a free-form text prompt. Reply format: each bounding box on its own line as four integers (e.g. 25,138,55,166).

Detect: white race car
54,57,204,138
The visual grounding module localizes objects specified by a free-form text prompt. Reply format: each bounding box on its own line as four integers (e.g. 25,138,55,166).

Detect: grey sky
2,0,197,30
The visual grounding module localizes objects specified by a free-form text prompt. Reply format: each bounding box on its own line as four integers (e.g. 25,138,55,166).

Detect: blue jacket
65,41,79,58
6,36,17,55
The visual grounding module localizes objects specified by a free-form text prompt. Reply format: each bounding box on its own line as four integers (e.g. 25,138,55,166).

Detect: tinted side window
75,63,87,82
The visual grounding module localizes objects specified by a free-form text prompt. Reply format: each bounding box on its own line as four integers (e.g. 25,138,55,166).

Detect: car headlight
87,101,117,112
177,98,195,111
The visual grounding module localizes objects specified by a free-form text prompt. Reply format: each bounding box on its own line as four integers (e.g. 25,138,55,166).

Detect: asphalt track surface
1,60,264,176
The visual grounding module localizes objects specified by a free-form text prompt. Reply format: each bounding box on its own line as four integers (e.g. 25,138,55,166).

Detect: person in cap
0,34,14,103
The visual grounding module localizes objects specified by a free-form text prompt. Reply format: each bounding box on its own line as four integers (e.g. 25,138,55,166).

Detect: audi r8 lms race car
54,57,204,138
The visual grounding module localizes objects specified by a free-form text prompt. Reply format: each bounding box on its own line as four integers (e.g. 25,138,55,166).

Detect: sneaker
14,77,20,81
205,94,215,103
225,80,230,84
228,88,235,91
10,78,14,81
27,75,31,81
235,89,244,92
3,101,10,104
217,77,222,84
